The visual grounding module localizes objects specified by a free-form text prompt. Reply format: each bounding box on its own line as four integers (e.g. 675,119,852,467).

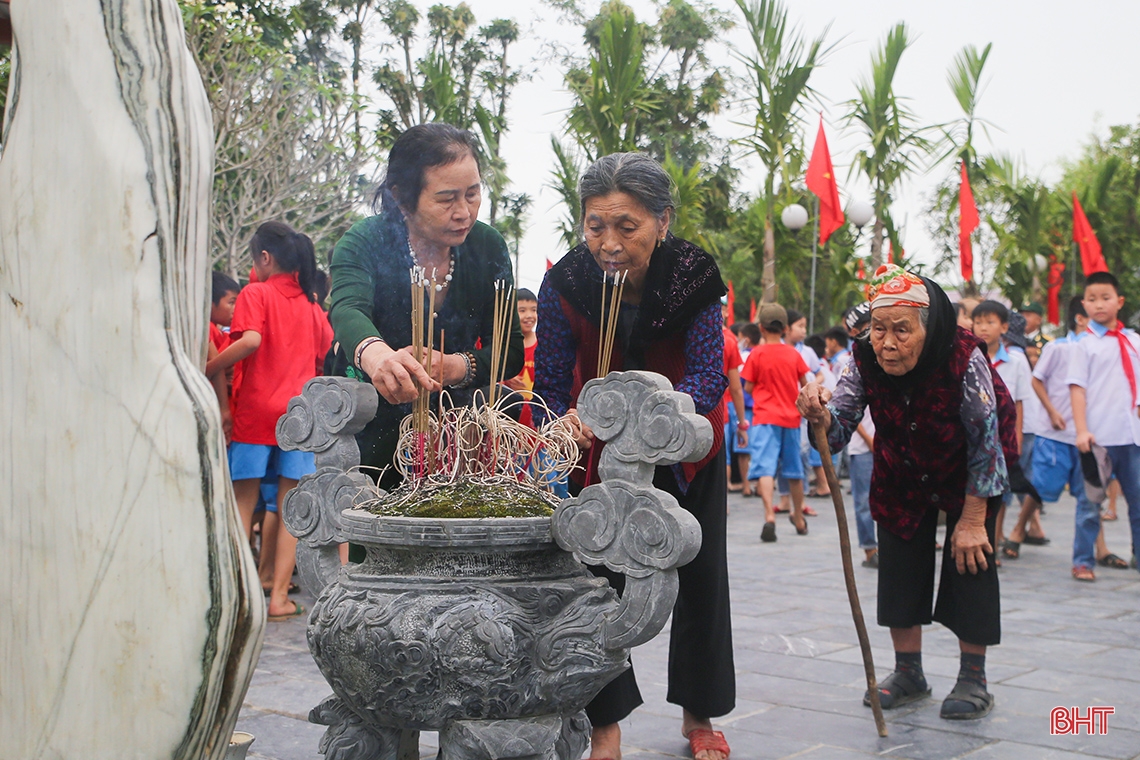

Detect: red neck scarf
1095,321,1137,407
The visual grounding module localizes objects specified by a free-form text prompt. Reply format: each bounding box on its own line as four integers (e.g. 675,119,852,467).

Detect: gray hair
919,307,929,327
578,152,675,223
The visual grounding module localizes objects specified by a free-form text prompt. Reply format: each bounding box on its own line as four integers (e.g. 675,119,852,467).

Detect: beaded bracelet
354,336,386,371
452,351,477,389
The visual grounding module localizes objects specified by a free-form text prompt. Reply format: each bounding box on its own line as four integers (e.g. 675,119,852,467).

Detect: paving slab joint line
712,705,776,726
239,704,312,722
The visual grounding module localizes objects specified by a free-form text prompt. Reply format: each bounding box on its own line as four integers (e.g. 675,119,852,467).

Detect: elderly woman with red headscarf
798,264,1018,721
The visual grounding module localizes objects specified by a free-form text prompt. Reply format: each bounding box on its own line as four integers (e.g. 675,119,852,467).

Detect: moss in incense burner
369,479,557,518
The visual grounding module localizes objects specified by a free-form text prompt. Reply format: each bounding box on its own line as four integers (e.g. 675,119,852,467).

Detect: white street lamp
847,200,874,230
781,203,809,231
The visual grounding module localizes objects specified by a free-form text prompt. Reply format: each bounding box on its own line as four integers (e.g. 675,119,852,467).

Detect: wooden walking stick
812,422,888,738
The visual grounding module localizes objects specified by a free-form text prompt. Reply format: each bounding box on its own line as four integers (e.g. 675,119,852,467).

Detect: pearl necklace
409,240,454,292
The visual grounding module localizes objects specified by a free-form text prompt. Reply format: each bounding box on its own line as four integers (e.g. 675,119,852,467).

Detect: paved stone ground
238,486,1140,760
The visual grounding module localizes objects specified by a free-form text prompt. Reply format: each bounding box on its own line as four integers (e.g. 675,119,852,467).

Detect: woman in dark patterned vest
534,153,734,760
798,264,1018,721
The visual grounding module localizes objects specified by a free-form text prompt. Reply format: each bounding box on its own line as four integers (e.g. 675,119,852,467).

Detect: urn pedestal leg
438,714,586,760
309,695,418,760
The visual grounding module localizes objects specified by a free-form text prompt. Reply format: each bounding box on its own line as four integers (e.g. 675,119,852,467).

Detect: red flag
546,258,554,270
886,243,893,265
726,280,736,324
959,162,979,282
806,117,844,245
749,299,757,323
1072,192,1108,276
1047,256,1065,326
857,259,866,280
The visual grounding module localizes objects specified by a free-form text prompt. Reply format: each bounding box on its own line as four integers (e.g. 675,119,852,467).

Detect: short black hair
211,270,240,305
972,300,1009,324
786,308,805,326
954,302,969,317
374,123,481,215
516,288,537,303
1085,271,1121,294
823,326,849,348
804,334,826,358
1067,295,1087,334
760,319,785,335
739,323,761,345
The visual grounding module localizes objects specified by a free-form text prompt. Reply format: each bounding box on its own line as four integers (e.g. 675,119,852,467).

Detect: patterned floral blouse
825,347,1008,499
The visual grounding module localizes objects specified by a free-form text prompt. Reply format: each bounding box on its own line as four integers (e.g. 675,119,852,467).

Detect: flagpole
809,195,819,334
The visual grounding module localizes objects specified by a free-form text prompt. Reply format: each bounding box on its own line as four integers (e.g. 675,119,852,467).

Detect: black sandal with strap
940,680,994,720
863,670,931,709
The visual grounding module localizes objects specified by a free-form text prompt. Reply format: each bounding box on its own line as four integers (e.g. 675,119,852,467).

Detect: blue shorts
747,424,804,480
229,442,315,484
1031,436,1082,503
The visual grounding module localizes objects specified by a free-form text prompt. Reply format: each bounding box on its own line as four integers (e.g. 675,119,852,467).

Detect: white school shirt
1033,334,1082,445
1066,321,1140,446
992,343,1033,404
1022,368,1050,436
795,342,822,375
847,407,875,456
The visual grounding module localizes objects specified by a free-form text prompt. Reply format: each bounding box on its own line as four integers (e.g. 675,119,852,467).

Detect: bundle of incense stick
488,280,516,408
596,270,627,377
409,266,439,475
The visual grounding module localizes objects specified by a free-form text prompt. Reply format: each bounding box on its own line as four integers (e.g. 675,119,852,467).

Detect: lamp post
847,200,874,283
781,202,813,330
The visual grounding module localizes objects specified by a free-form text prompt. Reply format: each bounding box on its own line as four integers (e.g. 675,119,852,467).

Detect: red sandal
687,728,730,759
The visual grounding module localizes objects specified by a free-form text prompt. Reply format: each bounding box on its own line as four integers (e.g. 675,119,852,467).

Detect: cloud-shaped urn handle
552,371,710,649
277,377,380,594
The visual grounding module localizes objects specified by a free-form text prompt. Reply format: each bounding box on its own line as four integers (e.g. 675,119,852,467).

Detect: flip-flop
802,505,819,516
940,680,994,720
1022,535,1050,546
268,601,306,622
789,514,808,535
686,728,730,759
264,582,301,596
1098,553,1129,569
1071,565,1096,582
760,521,777,543
1000,539,1020,560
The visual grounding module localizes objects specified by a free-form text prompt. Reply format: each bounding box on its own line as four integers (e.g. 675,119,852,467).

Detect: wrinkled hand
951,521,992,574
363,344,440,405
1049,409,1066,431
796,381,832,428
1076,430,1096,454
566,408,594,451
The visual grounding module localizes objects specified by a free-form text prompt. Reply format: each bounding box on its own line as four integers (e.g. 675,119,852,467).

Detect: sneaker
861,551,879,569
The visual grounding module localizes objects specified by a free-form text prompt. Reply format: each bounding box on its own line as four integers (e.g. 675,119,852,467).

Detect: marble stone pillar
0,1,264,759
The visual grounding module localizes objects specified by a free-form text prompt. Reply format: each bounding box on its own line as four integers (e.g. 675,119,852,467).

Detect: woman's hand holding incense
566,408,594,451
361,341,440,404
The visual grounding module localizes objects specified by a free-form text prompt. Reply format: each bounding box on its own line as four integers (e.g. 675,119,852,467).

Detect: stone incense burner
276,371,711,760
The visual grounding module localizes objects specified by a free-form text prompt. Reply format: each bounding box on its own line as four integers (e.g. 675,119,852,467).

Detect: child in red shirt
505,289,538,427
207,221,332,621
740,303,811,542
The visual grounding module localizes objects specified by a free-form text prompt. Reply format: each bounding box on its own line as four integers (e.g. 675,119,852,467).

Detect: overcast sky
390,0,1140,292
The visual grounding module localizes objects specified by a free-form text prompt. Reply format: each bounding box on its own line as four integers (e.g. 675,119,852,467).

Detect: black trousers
877,498,1002,647
583,450,736,726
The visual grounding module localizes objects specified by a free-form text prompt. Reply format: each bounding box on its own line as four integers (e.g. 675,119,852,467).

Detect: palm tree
734,0,830,302
845,23,931,269
565,8,658,160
